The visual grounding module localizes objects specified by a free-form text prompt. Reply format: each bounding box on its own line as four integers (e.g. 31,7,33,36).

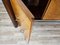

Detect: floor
0,1,60,45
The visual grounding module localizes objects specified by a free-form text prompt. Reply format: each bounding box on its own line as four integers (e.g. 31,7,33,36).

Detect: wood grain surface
43,0,60,20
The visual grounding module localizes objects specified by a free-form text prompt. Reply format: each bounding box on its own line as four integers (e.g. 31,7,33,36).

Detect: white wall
0,0,2,3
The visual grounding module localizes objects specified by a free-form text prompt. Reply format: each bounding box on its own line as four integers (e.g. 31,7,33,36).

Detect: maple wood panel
43,0,60,20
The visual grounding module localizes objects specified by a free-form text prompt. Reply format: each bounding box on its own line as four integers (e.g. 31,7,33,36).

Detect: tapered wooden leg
2,0,18,27
10,0,34,42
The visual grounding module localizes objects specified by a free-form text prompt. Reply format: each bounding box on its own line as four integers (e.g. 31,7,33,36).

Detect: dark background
22,0,49,20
